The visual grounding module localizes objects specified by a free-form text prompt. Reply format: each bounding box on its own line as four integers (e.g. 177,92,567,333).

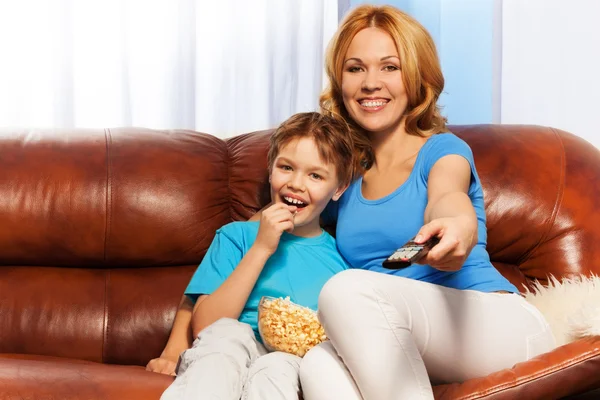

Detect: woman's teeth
360,100,386,108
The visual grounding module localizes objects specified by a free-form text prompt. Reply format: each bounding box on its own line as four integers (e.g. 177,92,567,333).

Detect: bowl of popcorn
257,296,327,357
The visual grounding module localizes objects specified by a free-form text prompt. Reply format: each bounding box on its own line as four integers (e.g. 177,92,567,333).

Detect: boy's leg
242,351,302,400
161,318,266,400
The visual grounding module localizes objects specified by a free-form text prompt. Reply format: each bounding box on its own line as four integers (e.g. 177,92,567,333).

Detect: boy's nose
287,175,306,191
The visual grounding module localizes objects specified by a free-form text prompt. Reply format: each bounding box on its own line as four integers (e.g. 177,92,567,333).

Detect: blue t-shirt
185,221,349,340
323,133,518,293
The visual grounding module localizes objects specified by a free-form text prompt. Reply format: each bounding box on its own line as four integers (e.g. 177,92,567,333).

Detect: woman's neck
369,121,427,173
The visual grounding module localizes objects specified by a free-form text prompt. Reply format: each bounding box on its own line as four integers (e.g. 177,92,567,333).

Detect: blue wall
348,0,495,124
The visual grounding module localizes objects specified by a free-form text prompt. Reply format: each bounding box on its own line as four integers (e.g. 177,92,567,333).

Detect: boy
159,112,354,400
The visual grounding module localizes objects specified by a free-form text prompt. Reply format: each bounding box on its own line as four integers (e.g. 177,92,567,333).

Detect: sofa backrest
450,125,600,287
0,124,599,366
0,128,271,366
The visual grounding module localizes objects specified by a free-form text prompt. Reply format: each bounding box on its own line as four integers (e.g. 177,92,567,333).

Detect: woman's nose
361,70,382,91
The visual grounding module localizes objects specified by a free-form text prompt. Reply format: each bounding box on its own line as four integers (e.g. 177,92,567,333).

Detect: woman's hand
414,215,477,271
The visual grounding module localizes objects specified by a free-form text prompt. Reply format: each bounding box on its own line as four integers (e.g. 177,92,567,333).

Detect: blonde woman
299,5,555,400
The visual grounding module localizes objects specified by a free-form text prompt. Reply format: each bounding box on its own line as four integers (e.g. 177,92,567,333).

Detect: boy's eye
310,173,323,180
279,165,292,171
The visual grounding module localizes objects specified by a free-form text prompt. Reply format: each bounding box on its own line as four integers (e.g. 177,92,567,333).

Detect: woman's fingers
414,219,443,244
415,218,470,270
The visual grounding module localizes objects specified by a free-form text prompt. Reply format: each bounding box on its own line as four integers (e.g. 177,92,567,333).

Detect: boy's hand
146,356,177,376
254,203,297,255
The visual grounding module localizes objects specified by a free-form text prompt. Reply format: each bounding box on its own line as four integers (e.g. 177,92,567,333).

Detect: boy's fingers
264,202,291,215
269,209,296,223
282,221,294,233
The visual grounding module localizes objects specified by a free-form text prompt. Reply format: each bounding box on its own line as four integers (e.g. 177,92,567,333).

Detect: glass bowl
257,295,327,357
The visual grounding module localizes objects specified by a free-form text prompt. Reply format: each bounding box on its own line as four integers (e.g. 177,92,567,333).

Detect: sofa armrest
433,337,600,399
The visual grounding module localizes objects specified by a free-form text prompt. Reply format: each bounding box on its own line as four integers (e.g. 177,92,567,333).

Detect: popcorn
258,296,327,357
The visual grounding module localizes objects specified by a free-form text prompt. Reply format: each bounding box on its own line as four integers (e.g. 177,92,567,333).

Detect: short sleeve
184,228,244,302
420,134,478,188
321,199,339,226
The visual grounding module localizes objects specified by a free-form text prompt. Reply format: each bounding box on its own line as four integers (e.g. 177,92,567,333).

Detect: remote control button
405,250,418,258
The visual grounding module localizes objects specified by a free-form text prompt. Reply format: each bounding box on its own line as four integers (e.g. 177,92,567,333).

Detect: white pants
161,318,301,400
300,269,556,400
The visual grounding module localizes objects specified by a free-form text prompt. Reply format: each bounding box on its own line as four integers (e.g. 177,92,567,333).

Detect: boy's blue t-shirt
185,221,349,340
323,133,518,294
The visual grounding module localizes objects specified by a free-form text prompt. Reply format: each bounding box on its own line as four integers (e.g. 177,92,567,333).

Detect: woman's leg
307,269,555,400
300,341,363,400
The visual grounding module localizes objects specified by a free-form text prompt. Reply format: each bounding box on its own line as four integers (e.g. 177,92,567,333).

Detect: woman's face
341,27,408,136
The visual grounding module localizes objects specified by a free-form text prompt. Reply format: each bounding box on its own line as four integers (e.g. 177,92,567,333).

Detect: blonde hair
321,4,448,173
268,112,355,187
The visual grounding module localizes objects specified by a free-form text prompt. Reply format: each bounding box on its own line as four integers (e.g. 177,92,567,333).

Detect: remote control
382,236,441,269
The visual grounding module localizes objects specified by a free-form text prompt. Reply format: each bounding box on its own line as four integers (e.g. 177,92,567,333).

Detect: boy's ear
332,184,349,201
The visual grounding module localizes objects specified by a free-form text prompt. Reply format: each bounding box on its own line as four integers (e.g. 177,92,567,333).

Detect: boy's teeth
284,196,304,205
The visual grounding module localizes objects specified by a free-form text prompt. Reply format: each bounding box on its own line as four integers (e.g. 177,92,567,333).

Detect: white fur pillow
523,274,600,346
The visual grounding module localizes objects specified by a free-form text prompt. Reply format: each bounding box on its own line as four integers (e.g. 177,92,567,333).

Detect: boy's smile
270,137,346,237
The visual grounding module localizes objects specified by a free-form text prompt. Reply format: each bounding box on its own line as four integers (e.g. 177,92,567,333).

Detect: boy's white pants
161,318,301,400
300,269,556,400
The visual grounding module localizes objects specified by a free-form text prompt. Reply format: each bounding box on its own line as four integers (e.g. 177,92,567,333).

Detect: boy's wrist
160,350,182,362
249,244,275,259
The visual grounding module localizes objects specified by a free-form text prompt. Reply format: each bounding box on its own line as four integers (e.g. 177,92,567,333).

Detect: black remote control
382,236,441,269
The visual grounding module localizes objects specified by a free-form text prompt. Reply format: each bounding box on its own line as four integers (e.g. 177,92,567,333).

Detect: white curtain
0,0,338,138
501,0,600,147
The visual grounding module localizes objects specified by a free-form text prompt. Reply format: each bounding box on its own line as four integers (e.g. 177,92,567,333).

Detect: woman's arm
416,154,478,271
146,295,194,375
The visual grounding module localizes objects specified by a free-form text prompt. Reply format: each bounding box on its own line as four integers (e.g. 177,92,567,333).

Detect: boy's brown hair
267,112,355,187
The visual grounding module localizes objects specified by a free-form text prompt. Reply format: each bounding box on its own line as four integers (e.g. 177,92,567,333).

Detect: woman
299,5,555,400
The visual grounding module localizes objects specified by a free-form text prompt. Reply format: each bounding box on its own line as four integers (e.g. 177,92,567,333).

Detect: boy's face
270,137,346,237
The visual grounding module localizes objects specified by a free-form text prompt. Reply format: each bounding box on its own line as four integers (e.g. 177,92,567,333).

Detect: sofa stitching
102,128,112,363
456,348,600,400
105,270,112,363
517,127,566,266
101,270,108,363
226,138,233,223
103,128,112,262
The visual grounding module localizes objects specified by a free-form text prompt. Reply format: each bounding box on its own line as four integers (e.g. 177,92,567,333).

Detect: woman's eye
347,66,363,73
384,65,399,72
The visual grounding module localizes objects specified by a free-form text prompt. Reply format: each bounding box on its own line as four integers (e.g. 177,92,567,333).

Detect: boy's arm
247,202,271,222
191,246,271,337
146,295,194,375
192,203,296,338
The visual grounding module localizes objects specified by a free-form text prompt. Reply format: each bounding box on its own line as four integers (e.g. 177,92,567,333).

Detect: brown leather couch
1,124,599,400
